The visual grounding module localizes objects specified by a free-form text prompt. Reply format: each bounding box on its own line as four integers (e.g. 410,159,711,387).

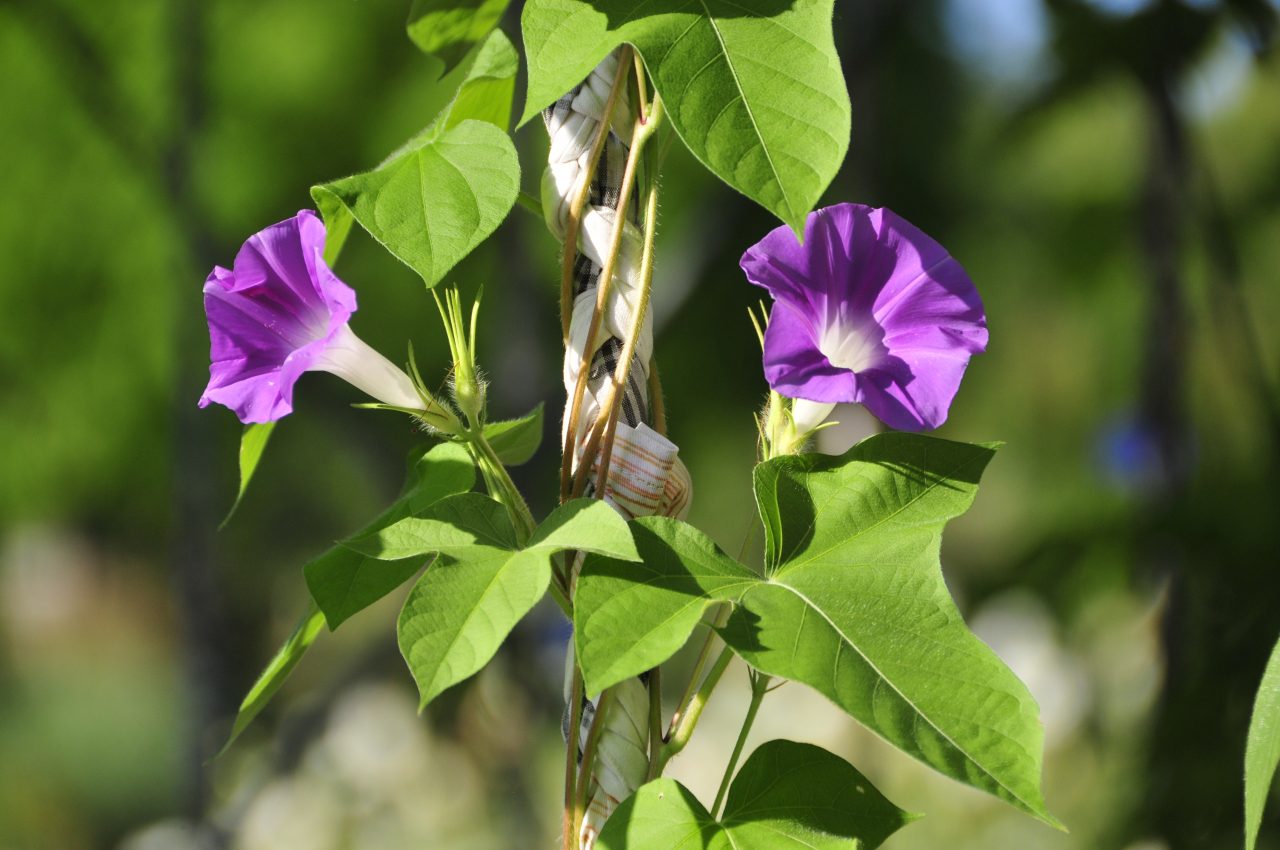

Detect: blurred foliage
0,1,1278,849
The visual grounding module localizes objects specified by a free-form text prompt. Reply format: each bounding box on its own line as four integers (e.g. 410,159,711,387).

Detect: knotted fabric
543,49,692,848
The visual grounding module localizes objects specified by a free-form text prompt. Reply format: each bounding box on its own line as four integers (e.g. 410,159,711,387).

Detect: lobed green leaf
527,497,642,561
399,546,551,708
723,434,1059,827
576,516,755,695
394,495,639,708
574,433,1060,825
347,491,518,560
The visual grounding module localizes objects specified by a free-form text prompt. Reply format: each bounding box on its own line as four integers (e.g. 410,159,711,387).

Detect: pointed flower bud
741,204,988,432
433,287,486,427
199,210,423,424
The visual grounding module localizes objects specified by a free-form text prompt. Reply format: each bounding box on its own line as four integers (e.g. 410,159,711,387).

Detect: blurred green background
1,1,1278,848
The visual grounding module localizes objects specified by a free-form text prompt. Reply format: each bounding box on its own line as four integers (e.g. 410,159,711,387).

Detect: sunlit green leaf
399,546,550,708
313,120,517,288
597,740,912,849
219,602,326,755
574,433,1058,825
576,517,755,694
392,496,639,708
482,402,545,466
304,442,476,629
525,497,640,560
520,0,849,231
312,31,519,284
724,435,1059,827
347,491,518,560
220,421,276,529
408,0,512,72
1246,633,1280,850
432,28,519,133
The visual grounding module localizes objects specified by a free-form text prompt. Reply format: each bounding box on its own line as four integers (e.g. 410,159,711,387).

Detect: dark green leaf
520,0,850,231
597,740,912,849
575,516,755,694
721,434,1060,827
408,0,512,72
220,421,276,529
482,402,545,466
304,442,476,629
220,602,326,754
1246,633,1280,850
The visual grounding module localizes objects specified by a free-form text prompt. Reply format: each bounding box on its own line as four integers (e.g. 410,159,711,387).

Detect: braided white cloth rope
543,49,692,848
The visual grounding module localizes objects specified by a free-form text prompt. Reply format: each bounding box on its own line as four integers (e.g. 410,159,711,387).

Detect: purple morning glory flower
199,210,421,424
741,203,988,432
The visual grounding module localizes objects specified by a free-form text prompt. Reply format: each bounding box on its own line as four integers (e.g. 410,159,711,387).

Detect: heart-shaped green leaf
385,497,640,707
572,433,1060,826
313,30,519,283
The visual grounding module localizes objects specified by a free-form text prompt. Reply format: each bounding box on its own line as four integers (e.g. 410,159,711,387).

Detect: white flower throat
819,318,884,373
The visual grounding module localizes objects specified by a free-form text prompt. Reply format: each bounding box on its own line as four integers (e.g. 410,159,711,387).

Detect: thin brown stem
561,92,652,502
572,166,661,498
647,360,667,436
559,48,634,345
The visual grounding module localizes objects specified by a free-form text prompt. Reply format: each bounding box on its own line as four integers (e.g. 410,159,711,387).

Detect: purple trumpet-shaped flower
199,210,421,424
741,203,988,432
